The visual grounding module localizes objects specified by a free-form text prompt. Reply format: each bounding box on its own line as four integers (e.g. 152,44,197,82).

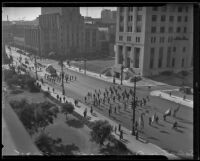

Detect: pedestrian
120,130,123,140
155,115,159,124
135,121,138,130
118,124,121,132
114,107,117,113
149,117,152,126
59,97,62,102
63,97,66,102
90,106,93,114
169,92,172,97
85,96,87,103
53,88,54,93
114,126,117,134
108,108,111,117
183,95,186,100
172,121,178,129
135,129,139,140
48,87,49,91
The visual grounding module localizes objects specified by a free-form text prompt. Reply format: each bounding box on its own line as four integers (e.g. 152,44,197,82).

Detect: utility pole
60,59,65,95
131,76,137,136
84,58,86,75
120,65,124,85
34,54,38,80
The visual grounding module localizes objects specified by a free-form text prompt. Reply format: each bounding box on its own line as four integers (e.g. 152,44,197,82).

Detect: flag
165,108,171,116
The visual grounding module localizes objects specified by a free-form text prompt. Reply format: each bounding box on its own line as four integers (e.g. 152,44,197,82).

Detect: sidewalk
63,63,167,87
36,80,178,159
150,90,193,108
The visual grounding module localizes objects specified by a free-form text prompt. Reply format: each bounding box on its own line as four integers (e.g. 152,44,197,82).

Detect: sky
2,7,116,21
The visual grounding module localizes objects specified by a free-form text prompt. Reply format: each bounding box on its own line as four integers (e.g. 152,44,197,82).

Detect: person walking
53,88,55,93
120,130,123,140
114,126,117,134
118,124,121,132
90,106,93,114
114,106,117,113
149,117,152,126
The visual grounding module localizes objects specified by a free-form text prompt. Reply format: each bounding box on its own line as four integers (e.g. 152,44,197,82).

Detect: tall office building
39,7,100,58
114,5,193,77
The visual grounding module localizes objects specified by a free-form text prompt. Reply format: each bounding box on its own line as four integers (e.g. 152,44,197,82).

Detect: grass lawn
149,71,193,88
70,57,115,74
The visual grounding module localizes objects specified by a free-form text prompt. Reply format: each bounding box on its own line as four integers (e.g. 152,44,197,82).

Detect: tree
35,131,62,155
90,120,113,146
61,103,74,119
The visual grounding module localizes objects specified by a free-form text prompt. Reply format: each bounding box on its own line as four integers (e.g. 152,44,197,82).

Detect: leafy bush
105,70,112,77
90,120,113,146
61,103,75,119
179,71,189,77
130,76,142,82
160,71,173,76
10,89,23,94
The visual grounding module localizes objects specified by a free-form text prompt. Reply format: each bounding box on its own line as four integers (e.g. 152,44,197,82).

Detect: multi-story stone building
39,7,100,58
114,5,193,78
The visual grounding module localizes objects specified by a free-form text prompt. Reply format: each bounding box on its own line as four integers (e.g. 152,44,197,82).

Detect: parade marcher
114,106,117,113
114,126,117,134
59,97,62,102
63,97,66,103
53,88,55,93
173,104,180,117
118,124,121,132
85,96,87,103
135,129,139,140
169,92,172,97
149,117,152,126
90,106,93,114
172,121,178,129
108,108,111,117
120,130,123,140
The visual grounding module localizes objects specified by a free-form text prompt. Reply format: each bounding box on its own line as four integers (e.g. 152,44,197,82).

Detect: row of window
151,26,187,33
152,6,189,12
120,6,189,13
152,15,188,22
119,35,141,42
119,25,142,32
120,14,142,22
120,7,143,12
150,35,187,44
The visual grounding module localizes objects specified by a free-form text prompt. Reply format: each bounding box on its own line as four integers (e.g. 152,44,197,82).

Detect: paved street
5,46,193,158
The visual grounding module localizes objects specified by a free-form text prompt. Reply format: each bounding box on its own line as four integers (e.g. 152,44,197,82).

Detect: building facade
114,5,193,77
39,7,100,58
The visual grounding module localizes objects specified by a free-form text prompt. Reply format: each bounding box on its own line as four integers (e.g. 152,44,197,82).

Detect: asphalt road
6,46,193,157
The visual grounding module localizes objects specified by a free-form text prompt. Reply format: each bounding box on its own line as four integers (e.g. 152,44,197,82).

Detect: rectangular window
127,26,132,32
152,7,158,11
160,26,165,33
127,36,131,41
128,15,133,21
160,37,165,43
151,26,156,33
161,15,166,22
183,27,187,33
136,25,141,32
150,48,155,69
137,7,142,11
119,26,124,32
136,37,140,42
151,37,156,43
176,27,181,33
158,47,163,68
128,7,133,12
119,36,123,41
152,15,157,21
177,16,182,22
169,16,174,22
185,16,188,22
137,15,142,21
178,7,182,12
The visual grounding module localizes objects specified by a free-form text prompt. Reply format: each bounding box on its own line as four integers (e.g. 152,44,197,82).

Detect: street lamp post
120,65,124,85
131,76,137,136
